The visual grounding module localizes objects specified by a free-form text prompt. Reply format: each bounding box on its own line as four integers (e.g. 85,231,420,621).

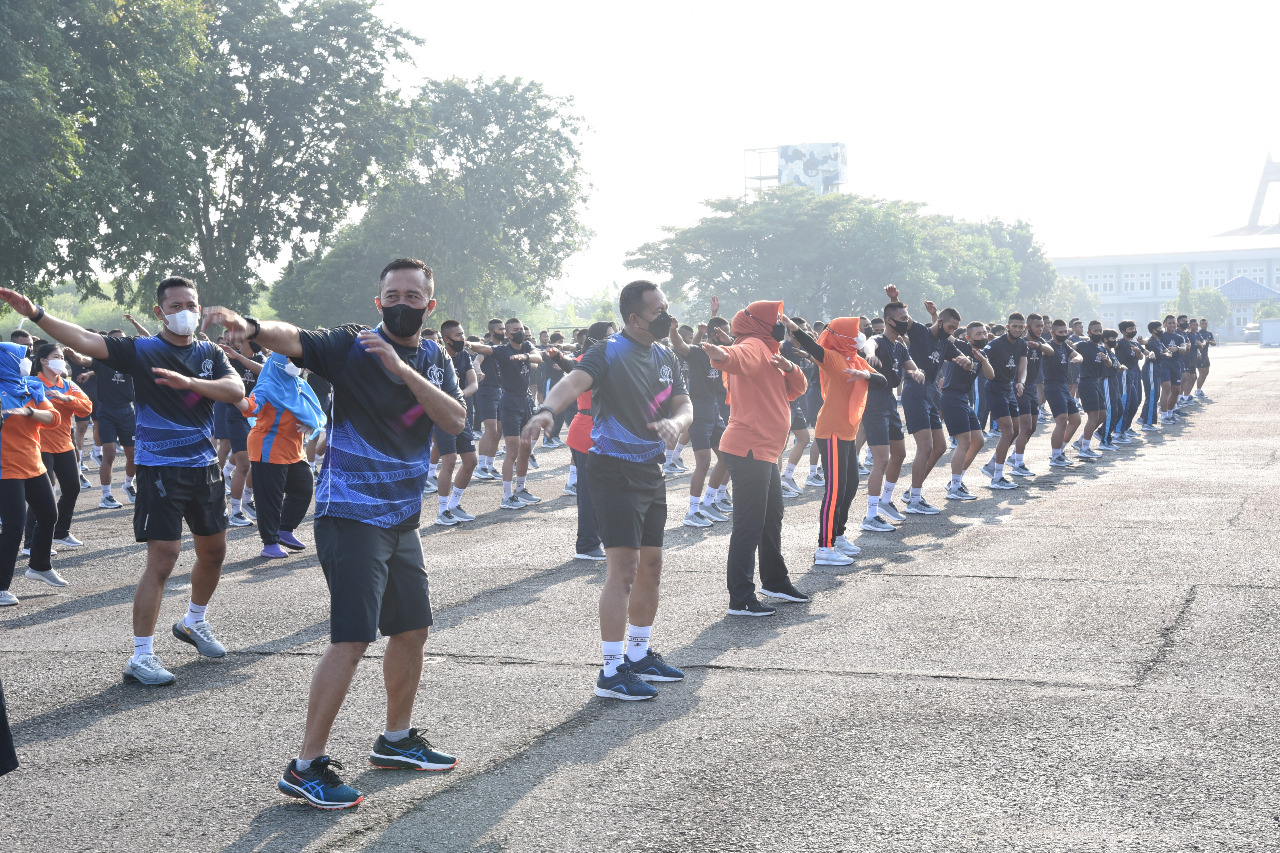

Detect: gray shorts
315,515,432,643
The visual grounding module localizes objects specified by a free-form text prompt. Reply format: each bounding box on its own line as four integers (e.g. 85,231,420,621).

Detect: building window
1197,269,1212,288
1237,265,1266,282
1213,268,1226,286
1086,272,1114,294
1123,273,1136,292
1160,271,1176,292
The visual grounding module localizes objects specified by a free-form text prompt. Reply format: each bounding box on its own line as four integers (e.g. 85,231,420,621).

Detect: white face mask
283,362,302,378
19,358,31,376
47,358,66,375
163,309,200,337
855,332,868,352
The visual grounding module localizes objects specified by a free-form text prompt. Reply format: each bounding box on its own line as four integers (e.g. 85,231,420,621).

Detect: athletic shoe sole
760,588,811,602
593,686,655,700
369,753,457,771
726,607,776,617
277,780,364,810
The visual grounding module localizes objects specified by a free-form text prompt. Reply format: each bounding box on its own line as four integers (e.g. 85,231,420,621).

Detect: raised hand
709,295,720,316
203,306,250,346
843,368,870,383
356,329,406,376
0,287,37,318
701,342,729,361
770,353,795,373
883,284,900,303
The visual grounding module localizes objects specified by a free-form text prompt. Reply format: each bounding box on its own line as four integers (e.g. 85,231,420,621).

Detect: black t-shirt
941,340,982,393
903,322,959,385
1115,337,1142,371
239,352,264,394
682,346,720,416
450,348,474,388
575,332,687,464
1023,335,1044,385
1075,340,1109,380
868,334,909,391
1144,335,1171,367
982,335,1029,387
297,324,460,529
91,357,135,409
490,341,535,397
1043,339,1074,385
306,370,333,407
102,334,235,467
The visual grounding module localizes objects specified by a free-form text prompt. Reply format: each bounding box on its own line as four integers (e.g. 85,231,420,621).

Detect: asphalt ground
2,344,1278,852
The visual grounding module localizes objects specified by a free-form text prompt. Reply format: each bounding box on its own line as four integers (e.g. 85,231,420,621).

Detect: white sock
244,486,253,503
223,462,234,478
231,498,241,514
991,461,1004,481
101,485,111,497
125,475,135,488
602,640,626,677
665,448,675,463
783,462,796,478
568,465,577,486
294,758,313,772
1012,453,1022,466
503,480,513,499
132,635,153,660
626,625,652,662
909,487,921,500
988,451,999,467
866,495,880,520
701,488,716,506
515,475,526,492
94,445,102,455
383,728,410,742
950,473,962,489
674,442,687,457
438,494,449,513
882,480,897,503
689,495,701,514
448,486,465,510
478,455,490,470
183,601,207,628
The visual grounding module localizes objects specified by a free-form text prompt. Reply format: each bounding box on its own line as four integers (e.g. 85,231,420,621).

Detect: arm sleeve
295,325,361,380
938,336,961,360
206,343,234,380
791,328,826,363
574,339,608,384
101,335,138,375
783,363,807,400
64,384,94,417
708,343,748,375
867,371,888,389
34,399,62,432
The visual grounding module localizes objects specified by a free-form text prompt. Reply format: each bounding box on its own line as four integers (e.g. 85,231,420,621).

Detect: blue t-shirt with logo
575,332,687,464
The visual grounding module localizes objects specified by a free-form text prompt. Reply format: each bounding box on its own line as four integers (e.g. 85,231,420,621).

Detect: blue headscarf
0,341,46,414
252,352,326,431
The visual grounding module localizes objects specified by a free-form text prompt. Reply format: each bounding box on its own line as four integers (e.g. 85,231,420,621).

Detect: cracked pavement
2,344,1278,852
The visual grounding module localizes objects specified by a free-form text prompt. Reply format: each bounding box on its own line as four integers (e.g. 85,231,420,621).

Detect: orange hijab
722,299,783,406
816,316,872,428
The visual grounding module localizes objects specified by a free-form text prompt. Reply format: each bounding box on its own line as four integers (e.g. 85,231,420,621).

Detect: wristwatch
243,315,262,340
533,405,555,419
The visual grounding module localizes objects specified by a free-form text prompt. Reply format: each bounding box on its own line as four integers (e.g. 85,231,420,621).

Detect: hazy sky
379,1,1280,295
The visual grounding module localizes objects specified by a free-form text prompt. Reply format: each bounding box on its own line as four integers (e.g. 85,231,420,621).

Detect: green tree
271,76,589,329
1162,287,1229,328
918,216,1019,321
1038,276,1101,324
1176,265,1194,316
1256,299,1280,320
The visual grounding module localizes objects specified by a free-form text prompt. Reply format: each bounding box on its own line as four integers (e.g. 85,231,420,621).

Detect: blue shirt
576,332,686,464
102,335,235,468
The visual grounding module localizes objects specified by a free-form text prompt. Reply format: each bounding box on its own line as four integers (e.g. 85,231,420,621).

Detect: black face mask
510,331,526,345
643,311,673,338
381,303,427,338
1178,322,1189,330
972,337,988,347
1123,330,1136,338
771,323,786,342
888,318,910,334
446,337,465,352
1053,332,1070,341
1089,332,1104,342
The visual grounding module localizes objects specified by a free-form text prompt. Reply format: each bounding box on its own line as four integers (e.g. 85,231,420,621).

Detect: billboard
778,143,847,194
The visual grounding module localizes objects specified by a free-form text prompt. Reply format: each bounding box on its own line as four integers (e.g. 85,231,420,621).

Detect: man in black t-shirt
1195,318,1216,397
467,318,544,508
431,319,479,526
92,329,139,507
861,298,924,532
670,320,731,527
978,314,1030,488
206,258,467,810
524,280,692,702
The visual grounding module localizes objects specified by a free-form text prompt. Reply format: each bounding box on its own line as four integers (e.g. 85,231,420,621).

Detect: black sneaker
727,597,776,617
593,662,657,700
627,649,684,682
278,756,364,809
369,728,458,771
759,582,811,603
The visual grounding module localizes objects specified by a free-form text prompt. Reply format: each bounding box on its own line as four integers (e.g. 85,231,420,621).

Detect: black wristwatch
243,315,262,340
533,405,555,419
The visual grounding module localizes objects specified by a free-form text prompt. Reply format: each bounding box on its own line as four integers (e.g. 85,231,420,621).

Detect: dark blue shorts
940,391,981,435
863,395,904,446
984,382,1018,422
219,401,251,454
432,423,475,457
789,400,810,432
689,408,723,452
499,393,533,438
1159,365,1180,386
1016,388,1039,417
1045,383,1079,417
1078,378,1104,413
475,387,501,422
901,383,942,433
96,405,136,447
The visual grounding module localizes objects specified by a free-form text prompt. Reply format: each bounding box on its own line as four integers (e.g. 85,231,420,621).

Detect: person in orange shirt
782,316,885,567
0,342,63,605
702,300,809,616
241,353,326,559
23,344,93,553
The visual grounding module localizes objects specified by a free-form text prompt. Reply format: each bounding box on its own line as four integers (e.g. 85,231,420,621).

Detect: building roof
1216,275,1280,303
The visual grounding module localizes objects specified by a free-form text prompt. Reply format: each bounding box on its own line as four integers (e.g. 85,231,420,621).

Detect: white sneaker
0,590,18,606
25,568,69,587
805,472,825,487
1008,462,1035,478
946,485,977,501
682,510,712,528
20,547,57,557
904,497,941,515
814,547,854,566
879,500,905,522
780,475,801,495
52,535,84,548
833,535,862,556
1048,455,1074,468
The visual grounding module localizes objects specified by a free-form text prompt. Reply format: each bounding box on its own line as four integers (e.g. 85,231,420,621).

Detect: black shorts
940,391,981,435
689,408,722,452
219,403,251,454
431,423,475,456
212,401,230,440
863,393,905,446
1159,364,1180,386
984,382,1018,422
1067,362,1081,385
96,406,136,447
901,384,942,433
315,515,432,643
133,464,228,542
587,452,667,550
1044,383,1080,417
789,401,810,432
1078,379,1104,413
499,393,533,438
1016,388,1039,417
475,386,501,422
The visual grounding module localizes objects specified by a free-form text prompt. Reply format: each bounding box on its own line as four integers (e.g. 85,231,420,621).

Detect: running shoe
99,495,123,509
278,531,307,550
243,500,257,520
698,504,730,523
541,437,563,449
662,461,683,477
499,496,525,510
1113,435,1133,445
278,757,363,809
780,475,801,495
948,438,958,450
260,544,289,559
814,547,854,566
833,535,862,556
424,476,438,494
594,663,657,700
727,597,777,617
449,505,476,522
1077,447,1102,459
0,591,17,606
946,485,977,501
627,649,684,682
1009,462,1035,477
124,484,137,503
1140,424,1160,432
879,500,905,522
229,511,254,527
760,582,811,603
434,510,459,527
24,568,68,587
79,474,92,490
857,463,871,476
20,547,56,557
528,454,539,470
574,545,606,561
370,729,458,771
988,477,1018,490
124,653,176,686
563,483,577,496
1194,389,1207,398
860,515,895,532
682,510,712,528
904,497,941,514
805,472,825,487
494,447,506,458
90,447,103,465
473,467,496,481
172,620,227,657
513,488,541,505
713,498,734,515
1095,442,1118,452
979,461,997,479
1048,455,1074,468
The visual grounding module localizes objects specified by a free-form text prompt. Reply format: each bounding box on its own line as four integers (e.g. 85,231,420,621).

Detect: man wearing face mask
204,257,466,810
90,329,138,509
940,322,995,499
861,300,925,529
977,313,1030,489
1043,319,1085,466
1071,320,1117,458
0,278,244,684
472,318,505,480
467,318,544,509
431,319,480,526
1114,321,1146,441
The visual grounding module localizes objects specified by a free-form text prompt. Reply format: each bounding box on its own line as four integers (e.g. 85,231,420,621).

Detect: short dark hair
1103,328,1119,339
379,258,432,283
1088,319,1102,329
1176,314,1188,321
1069,317,1081,326
883,301,906,317
505,317,522,327
1052,318,1067,328
966,320,985,332
619,280,659,323
156,276,196,306
1007,312,1025,323
440,319,461,334
9,329,31,342
1118,320,1136,333
488,318,503,328
677,325,694,339
586,320,615,343
707,316,729,331
422,327,437,337
790,316,807,327
939,307,961,323
1026,313,1042,323
107,328,123,337
1164,314,1176,322
1148,320,1163,333
549,332,564,344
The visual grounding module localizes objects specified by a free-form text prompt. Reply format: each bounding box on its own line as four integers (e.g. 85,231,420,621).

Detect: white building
1052,241,1280,339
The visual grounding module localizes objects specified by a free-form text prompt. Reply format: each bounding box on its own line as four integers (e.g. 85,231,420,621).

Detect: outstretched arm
202,306,303,358
0,289,108,360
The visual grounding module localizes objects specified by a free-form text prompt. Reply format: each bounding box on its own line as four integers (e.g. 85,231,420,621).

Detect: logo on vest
659,365,673,384
426,364,445,386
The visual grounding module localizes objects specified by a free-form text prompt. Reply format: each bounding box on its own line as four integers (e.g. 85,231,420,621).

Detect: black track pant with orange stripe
817,436,857,548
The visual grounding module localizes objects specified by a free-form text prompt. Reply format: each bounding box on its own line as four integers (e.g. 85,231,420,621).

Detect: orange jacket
712,301,808,460
244,395,307,465
1,401,61,479
37,374,93,454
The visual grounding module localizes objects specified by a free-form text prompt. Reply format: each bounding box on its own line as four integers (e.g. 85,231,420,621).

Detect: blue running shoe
278,756,363,809
627,649,684,682
594,663,657,700
369,729,458,771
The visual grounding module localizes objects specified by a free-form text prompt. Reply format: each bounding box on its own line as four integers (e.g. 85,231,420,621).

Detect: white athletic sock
503,480,513,499
909,487,921,501
674,442,687,456
882,480,897,503
783,462,796,478
448,486,465,510
101,485,111,497
428,463,439,478
602,641,626,677
132,635,153,660
665,448,675,463
866,495,880,520
94,445,102,455
1012,453,1023,466
515,475,526,492
991,462,1004,481
478,455,490,470
568,465,577,486
988,451,999,467
383,728,410,742
688,495,701,514
223,462,234,479
701,488,716,506
244,486,253,503
125,475,135,488
626,625,652,662
294,757,314,772
183,601,207,628
950,473,962,489
438,494,449,514
231,498,241,514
